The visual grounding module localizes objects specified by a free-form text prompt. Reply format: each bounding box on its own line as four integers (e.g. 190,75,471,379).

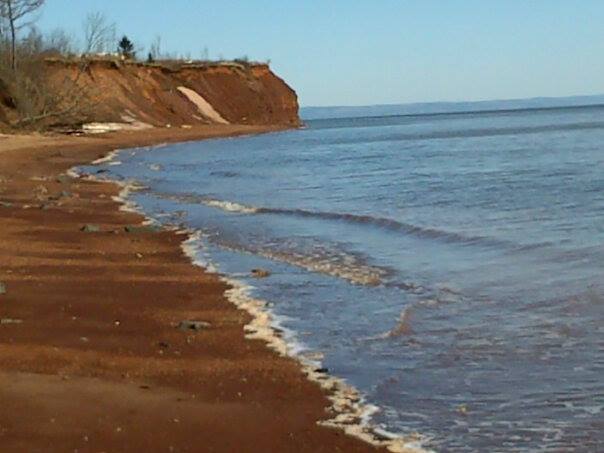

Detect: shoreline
89,141,428,453
0,125,417,452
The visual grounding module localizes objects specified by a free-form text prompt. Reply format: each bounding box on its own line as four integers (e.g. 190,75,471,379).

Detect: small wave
152,193,388,285
361,307,417,342
91,149,121,165
262,249,384,286
388,306,415,337
217,239,387,286
270,209,514,249
210,170,240,178
204,199,259,214
215,199,510,247
386,307,415,337
367,286,472,342
261,207,506,247
156,192,512,249
325,121,604,146
155,193,259,214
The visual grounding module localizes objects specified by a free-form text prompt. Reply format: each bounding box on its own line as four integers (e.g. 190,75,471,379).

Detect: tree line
0,1,143,68
0,1,164,128
0,0,255,129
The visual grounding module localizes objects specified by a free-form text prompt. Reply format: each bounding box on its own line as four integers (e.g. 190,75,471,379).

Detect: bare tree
46,27,74,56
0,6,105,129
149,34,161,61
82,11,115,55
0,3,7,39
0,0,45,70
18,24,42,57
10,65,98,128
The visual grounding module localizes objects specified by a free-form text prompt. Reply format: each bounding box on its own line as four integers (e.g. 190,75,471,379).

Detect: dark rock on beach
49,191,72,200
56,175,71,184
177,320,211,331
124,225,162,234
251,268,271,278
81,224,101,233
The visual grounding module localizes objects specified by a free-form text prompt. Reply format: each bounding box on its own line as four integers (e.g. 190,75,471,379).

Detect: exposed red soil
39,60,301,128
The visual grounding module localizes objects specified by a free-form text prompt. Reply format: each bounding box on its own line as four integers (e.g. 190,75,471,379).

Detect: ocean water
89,105,604,452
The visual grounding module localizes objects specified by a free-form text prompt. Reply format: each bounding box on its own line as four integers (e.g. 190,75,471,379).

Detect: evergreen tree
117,35,135,59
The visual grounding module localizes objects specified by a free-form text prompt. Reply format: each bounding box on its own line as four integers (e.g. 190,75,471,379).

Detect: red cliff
0,59,301,130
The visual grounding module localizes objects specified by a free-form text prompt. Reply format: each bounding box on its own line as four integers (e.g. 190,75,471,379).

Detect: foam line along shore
0,126,423,452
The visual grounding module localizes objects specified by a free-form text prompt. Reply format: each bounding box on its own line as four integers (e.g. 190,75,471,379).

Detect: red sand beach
0,126,405,452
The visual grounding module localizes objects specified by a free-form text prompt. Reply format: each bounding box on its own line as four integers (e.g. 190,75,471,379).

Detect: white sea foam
180,230,218,274
65,168,81,179
159,194,387,285
91,149,121,165
85,171,146,216
213,242,386,287
203,199,259,214
104,180,145,214
180,230,432,453
87,148,146,214
73,144,432,453
261,249,384,286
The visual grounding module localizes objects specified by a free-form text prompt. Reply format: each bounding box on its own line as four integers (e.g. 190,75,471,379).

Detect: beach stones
251,268,271,278
177,320,211,331
49,191,72,201
0,318,22,325
124,225,161,234
457,404,469,415
80,224,101,232
34,185,49,200
55,175,71,184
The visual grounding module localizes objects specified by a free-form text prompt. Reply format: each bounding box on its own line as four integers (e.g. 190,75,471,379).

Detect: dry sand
0,125,394,452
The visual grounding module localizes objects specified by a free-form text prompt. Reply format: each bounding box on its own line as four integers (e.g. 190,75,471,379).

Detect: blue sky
36,0,604,107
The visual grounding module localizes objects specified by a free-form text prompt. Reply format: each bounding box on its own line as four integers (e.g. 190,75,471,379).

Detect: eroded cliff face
1,59,300,130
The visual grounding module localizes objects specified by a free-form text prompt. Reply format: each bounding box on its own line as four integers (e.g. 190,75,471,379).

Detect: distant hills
300,94,604,120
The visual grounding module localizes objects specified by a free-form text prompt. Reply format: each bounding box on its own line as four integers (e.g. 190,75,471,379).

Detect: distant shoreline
301,94,604,120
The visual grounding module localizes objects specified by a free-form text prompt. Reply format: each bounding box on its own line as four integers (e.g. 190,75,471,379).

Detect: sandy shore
0,125,398,452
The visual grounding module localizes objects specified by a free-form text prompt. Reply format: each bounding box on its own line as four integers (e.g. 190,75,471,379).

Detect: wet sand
0,126,399,452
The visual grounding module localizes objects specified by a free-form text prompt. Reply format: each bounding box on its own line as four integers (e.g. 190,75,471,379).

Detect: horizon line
300,92,604,110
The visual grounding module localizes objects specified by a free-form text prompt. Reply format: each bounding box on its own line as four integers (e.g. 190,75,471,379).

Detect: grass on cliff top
43,55,269,72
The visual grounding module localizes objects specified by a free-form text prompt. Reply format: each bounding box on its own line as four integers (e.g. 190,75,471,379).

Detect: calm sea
90,105,604,452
